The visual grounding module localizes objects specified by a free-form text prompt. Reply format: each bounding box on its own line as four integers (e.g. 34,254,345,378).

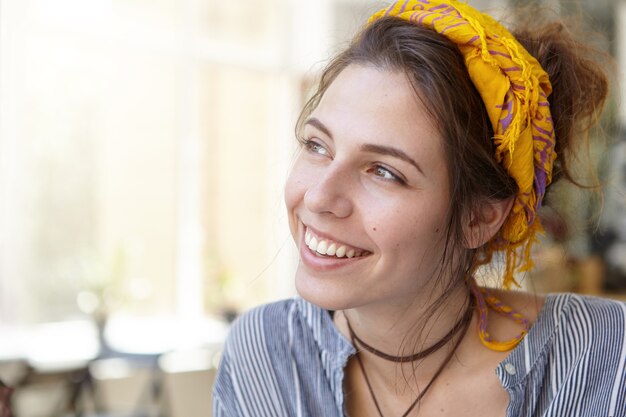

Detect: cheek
371,203,448,252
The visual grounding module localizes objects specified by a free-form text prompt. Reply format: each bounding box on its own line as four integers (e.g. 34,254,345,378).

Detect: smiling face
285,64,454,311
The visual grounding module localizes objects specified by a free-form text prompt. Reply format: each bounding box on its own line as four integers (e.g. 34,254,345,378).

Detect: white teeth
304,227,366,259
317,240,328,255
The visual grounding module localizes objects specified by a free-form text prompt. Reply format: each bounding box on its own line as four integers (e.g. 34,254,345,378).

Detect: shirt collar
294,296,355,364
496,293,567,389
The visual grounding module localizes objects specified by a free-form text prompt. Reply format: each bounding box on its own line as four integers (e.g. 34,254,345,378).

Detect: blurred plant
75,247,128,323
203,250,236,319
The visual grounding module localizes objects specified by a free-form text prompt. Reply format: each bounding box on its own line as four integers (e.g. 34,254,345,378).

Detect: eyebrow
304,117,333,139
360,144,424,175
304,117,424,175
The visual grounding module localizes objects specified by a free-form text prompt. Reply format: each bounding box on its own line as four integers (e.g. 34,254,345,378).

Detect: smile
304,227,369,258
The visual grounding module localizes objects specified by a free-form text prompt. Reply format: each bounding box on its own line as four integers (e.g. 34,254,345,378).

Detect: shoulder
213,299,302,416
494,289,626,338
222,297,340,359
532,293,626,380
549,292,626,333
213,298,348,416
524,292,626,352
223,298,299,354
534,294,626,413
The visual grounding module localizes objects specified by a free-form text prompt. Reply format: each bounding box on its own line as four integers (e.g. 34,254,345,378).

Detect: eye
369,164,405,184
302,138,330,157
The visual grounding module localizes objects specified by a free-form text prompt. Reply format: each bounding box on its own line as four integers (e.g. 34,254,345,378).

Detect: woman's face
285,64,452,311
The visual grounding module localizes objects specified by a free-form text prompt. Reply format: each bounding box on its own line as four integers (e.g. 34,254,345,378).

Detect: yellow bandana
369,0,556,288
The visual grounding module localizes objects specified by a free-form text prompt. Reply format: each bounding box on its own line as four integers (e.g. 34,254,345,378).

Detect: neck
337,284,474,386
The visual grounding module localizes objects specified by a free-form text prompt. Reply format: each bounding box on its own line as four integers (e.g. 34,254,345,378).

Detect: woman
213,1,625,416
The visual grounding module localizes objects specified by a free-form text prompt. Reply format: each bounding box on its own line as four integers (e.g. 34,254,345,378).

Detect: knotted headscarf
369,0,556,288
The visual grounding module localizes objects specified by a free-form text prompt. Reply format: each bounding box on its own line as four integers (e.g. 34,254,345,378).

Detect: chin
294,267,363,312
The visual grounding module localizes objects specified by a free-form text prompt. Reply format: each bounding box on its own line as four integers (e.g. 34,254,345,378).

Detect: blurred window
1,0,620,327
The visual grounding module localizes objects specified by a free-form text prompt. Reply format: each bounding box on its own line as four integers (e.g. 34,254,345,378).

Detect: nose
304,165,354,218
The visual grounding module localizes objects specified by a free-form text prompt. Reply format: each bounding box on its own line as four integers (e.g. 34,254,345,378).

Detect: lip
299,224,371,272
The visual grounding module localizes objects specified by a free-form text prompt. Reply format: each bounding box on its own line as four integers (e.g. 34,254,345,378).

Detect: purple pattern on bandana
448,6,462,18
467,35,479,44
533,137,554,164
423,14,447,28
441,6,462,18
534,137,552,165
496,92,512,109
532,124,554,205
418,11,435,25
440,21,468,34
502,66,521,72
489,50,512,59
499,111,513,133
495,101,511,110
534,169,547,205
429,3,449,12
498,91,514,133
532,122,554,137
538,102,549,107
412,0,430,7
398,0,411,13
511,83,525,91
533,135,552,145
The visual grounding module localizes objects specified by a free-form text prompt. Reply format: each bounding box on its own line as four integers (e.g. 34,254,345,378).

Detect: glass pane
200,64,278,311
201,0,285,49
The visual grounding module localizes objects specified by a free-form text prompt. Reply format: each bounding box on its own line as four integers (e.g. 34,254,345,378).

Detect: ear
464,197,514,249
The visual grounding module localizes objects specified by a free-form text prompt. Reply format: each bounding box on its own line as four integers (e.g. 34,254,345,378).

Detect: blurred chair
8,320,99,417
11,364,91,417
89,357,158,417
0,360,28,388
159,349,219,417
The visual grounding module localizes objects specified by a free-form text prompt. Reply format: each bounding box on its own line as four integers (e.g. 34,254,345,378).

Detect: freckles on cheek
406,218,443,244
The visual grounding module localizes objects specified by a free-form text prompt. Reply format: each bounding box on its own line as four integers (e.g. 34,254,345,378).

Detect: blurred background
0,0,624,416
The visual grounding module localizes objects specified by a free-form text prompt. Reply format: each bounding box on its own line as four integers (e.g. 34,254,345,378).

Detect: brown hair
513,21,610,188
296,16,609,300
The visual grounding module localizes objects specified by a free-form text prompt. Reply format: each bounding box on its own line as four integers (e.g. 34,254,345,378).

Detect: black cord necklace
346,303,473,363
344,296,475,417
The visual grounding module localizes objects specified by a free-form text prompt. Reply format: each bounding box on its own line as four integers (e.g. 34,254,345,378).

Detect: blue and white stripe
213,293,626,416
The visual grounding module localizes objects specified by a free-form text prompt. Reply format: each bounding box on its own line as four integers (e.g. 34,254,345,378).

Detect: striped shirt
213,293,626,416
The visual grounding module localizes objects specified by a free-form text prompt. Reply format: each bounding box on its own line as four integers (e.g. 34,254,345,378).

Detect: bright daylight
0,0,624,416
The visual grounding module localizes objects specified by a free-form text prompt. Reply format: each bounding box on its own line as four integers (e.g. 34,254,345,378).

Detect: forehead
311,64,444,167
